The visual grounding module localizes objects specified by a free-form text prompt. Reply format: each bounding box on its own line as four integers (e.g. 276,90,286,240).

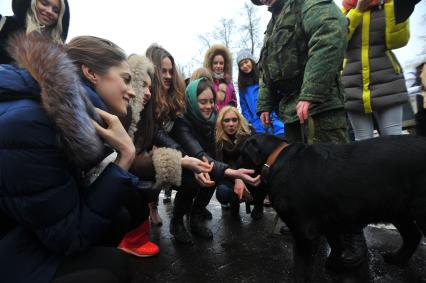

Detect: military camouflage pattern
256,0,348,125
284,109,349,144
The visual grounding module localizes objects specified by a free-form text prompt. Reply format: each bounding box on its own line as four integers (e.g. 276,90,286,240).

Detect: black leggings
52,189,149,283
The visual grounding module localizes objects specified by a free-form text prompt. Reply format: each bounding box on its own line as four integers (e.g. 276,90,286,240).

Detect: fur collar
127,55,153,140
7,33,104,169
204,44,233,81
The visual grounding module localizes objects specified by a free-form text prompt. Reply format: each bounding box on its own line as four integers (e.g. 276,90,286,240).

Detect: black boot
251,203,264,220
230,201,240,216
170,192,193,244
190,214,213,239
170,217,193,244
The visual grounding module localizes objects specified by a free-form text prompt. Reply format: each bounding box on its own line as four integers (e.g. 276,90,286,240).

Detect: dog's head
236,134,287,171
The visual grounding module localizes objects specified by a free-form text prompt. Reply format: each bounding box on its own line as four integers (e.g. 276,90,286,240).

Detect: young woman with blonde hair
0,0,70,64
215,106,267,219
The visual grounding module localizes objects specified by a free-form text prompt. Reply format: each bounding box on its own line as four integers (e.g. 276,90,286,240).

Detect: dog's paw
382,252,409,266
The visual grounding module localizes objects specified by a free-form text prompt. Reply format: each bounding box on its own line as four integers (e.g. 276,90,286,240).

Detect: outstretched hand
182,156,213,173
233,179,252,201
194,172,215,187
225,168,261,187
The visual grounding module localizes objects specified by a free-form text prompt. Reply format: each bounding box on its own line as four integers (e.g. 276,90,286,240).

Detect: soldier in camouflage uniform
251,0,367,272
253,0,348,145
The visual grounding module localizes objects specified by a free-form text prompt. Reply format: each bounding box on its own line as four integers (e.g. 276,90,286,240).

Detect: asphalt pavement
130,192,426,283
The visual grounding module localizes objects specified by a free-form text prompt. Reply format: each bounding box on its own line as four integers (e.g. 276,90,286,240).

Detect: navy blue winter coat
0,62,138,283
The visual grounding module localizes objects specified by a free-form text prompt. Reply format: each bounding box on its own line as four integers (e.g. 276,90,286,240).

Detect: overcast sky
1,0,425,70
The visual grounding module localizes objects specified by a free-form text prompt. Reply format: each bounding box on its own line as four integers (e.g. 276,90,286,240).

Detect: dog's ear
244,137,264,167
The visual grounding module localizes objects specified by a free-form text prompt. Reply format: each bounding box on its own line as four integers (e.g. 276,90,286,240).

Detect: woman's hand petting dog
225,168,261,186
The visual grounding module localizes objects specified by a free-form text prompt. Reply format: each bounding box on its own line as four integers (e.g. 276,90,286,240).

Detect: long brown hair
216,106,251,151
146,44,185,124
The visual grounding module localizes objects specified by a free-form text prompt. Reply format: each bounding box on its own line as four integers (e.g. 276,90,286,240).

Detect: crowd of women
0,0,423,282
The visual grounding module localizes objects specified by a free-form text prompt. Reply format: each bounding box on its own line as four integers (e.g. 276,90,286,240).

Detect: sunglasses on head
223,118,238,123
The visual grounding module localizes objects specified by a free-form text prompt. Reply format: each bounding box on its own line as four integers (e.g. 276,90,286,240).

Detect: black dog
238,134,426,283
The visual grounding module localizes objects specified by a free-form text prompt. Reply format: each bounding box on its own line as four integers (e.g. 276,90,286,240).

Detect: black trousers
52,189,149,283
173,169,216,218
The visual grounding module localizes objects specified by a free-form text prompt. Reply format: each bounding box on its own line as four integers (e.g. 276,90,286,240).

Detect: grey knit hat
237,49,256,65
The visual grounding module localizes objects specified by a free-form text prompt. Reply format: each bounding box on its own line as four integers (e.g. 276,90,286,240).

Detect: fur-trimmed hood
125,54,183,189
204,44,233,80
127,54,154,141
3,33,104,169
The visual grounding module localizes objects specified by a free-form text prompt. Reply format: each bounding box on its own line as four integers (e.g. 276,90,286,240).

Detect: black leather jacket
170,115,229,181
153,123,182,150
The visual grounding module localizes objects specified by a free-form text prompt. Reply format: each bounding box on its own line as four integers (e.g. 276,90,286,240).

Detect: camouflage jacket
257,0,348,124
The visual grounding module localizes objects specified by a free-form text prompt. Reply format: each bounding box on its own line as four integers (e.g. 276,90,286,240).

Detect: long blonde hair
26,0,65,44
216,106,251,150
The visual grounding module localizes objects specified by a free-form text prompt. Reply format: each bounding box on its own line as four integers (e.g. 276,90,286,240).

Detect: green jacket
257,0,348,124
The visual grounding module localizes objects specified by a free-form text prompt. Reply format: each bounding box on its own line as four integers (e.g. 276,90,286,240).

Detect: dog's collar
261,142,289,181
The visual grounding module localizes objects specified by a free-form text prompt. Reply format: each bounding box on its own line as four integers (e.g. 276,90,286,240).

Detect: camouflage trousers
284,109,349,145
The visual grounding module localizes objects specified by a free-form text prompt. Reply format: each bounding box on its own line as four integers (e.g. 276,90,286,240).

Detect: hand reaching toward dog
194,172,215,187
182,156,213,173
92,108,135,171
225,168,261,186
234,179,252,201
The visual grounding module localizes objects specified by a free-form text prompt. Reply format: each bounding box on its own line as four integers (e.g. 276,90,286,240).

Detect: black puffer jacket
170,114,229,181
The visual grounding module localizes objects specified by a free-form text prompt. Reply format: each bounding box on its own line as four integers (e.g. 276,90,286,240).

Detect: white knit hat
237,49,256,65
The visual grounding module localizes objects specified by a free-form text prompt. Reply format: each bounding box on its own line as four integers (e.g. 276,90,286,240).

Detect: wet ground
130,192,426,283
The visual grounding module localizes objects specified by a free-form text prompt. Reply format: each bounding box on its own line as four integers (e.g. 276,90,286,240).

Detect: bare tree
239,2,262,55
213,18,235,49
197,17,236,50
198,33,212,50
